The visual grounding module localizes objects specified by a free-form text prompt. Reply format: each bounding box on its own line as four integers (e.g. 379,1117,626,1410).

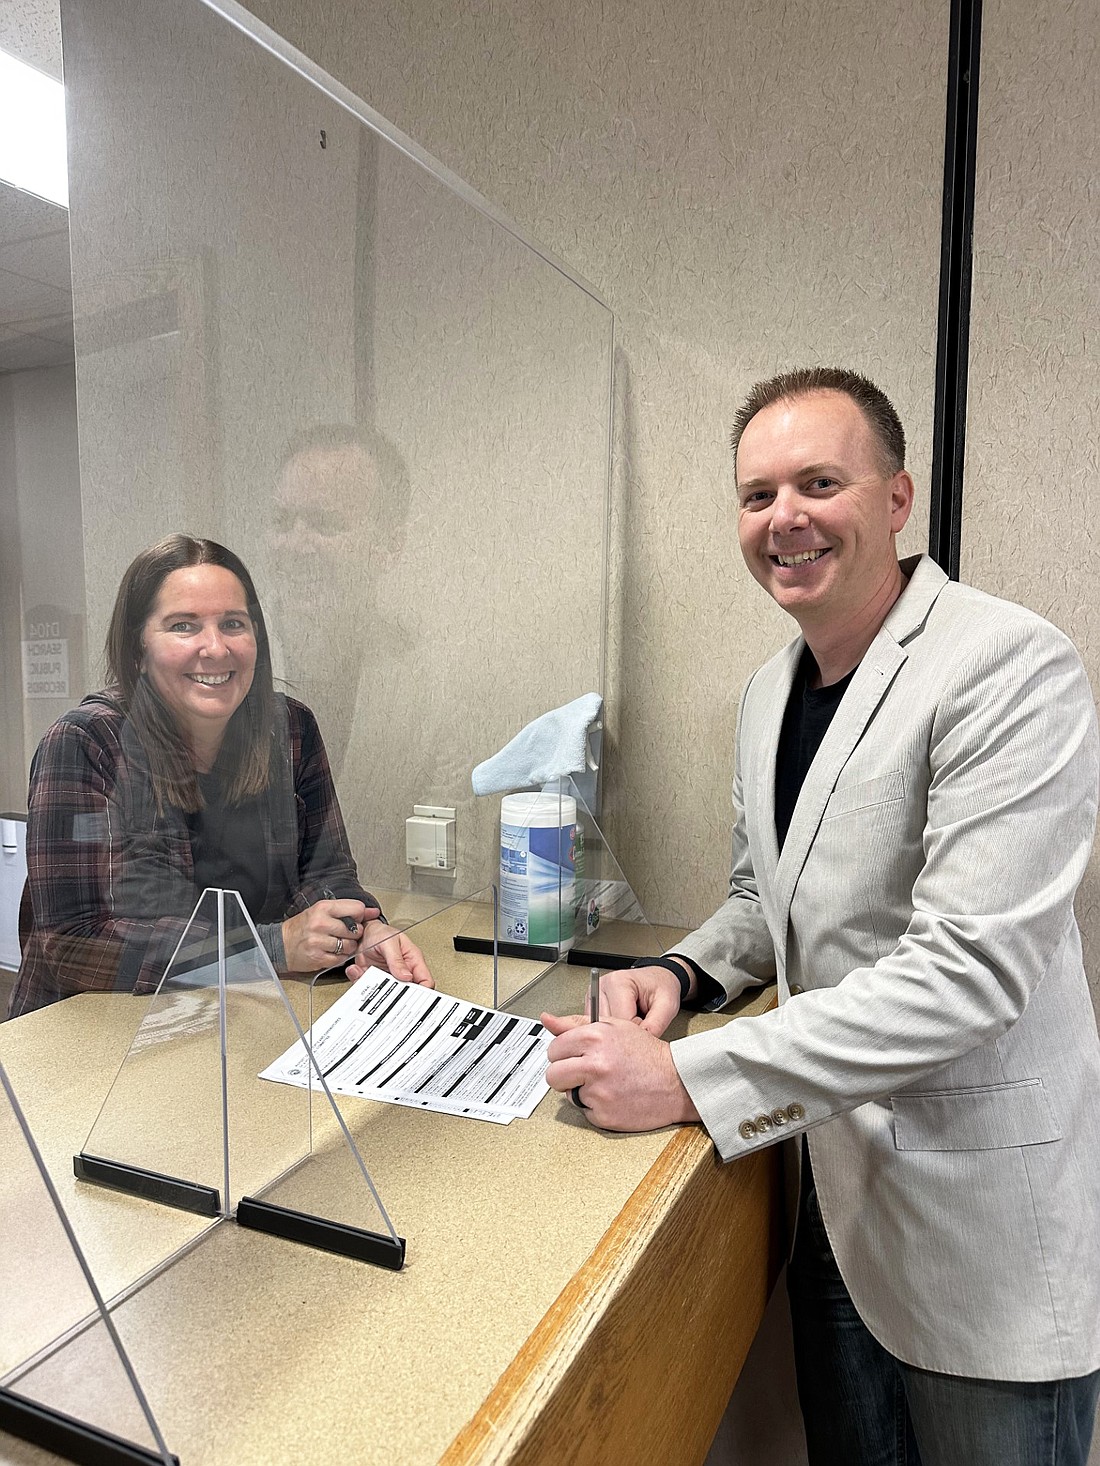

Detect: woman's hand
281,899,377,972
346,919,434,987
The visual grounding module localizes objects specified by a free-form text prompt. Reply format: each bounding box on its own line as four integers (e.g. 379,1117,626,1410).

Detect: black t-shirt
185,770,285,922
778,650,855,1203
774,649,855,852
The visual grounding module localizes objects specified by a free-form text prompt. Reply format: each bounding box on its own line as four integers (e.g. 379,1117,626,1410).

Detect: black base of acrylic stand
73,1155,406,1271
452,935,559,962
74,1154,220,1217
452,936,640,970
236,1196,406,1269
0,1388,179,1466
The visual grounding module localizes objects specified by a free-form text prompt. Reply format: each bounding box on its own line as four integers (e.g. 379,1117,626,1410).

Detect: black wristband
631,955,692,1003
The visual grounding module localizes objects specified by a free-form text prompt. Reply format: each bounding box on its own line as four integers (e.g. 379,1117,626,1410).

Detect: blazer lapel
772,636,909,939
750,556,950,967
768,550,956,931
743,641,802,935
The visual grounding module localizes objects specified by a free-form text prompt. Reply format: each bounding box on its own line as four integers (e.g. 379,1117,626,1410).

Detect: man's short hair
730,367,906,477
277,420,412,538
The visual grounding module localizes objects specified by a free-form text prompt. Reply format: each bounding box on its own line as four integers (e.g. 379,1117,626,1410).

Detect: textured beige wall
245,0,945,926
965,0,1100,1013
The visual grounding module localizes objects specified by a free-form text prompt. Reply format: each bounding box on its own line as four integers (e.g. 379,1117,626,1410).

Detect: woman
9,534,432,1017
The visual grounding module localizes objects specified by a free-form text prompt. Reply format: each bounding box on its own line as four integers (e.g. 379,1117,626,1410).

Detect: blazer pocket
821,770,905,821
892,1079,1062,1152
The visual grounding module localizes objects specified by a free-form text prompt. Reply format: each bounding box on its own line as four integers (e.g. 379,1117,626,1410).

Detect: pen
323,886,360,933
589,966,601,1023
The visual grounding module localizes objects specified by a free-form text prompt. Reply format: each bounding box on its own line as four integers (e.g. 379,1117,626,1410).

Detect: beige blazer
671,555,1100,1381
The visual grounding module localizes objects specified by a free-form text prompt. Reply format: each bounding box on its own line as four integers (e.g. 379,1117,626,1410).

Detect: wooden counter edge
441,998,784,1466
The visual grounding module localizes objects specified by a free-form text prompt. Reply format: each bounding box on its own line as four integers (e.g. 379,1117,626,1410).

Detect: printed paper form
260,973,552,1124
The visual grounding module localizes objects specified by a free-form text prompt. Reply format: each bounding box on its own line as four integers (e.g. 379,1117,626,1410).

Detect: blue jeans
786,1149,1100,1466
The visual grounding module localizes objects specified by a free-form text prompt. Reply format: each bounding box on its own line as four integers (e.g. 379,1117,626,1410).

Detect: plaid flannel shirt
9,691,377,1017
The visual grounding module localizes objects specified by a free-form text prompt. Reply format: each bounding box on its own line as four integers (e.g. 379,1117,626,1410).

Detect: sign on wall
22,620,70,700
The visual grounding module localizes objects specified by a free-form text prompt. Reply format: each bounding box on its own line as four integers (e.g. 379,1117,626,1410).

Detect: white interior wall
0,364,84,815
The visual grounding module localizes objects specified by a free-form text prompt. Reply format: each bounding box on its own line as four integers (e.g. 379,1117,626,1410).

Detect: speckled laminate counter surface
1,915,778,1466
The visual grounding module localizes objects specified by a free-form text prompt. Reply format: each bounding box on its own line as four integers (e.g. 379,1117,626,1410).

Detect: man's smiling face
735,389,913,638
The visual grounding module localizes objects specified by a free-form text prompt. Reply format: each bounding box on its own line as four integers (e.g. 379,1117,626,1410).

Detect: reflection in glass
267,423,412,776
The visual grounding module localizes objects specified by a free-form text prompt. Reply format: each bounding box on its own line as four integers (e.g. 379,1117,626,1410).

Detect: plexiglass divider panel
70,877,559,1281
78,887,315,1223
462,775,658,1018
76,887,533,1271
61,0,613,931
565,776,656,967
1,1064,176,1466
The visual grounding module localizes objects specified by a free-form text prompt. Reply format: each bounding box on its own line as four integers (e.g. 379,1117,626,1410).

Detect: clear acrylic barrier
79,888,310,1219
350,885,501,1004
4,0,615,1430
259,882,554,1222
61,0,613,922
562,776,660,968
76,887,434,1270
358,881,568,1014
474,776,659,1016
1,1063,175,1466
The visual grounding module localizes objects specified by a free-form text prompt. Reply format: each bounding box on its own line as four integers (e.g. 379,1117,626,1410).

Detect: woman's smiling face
141,564,257,748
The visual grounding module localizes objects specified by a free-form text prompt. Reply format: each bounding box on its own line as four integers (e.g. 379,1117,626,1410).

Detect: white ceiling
0,0,72,375
0,0,62,79
0,183,73,374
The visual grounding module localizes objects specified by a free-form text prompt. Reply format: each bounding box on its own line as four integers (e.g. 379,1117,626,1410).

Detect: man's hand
347,919,434,987
600,961,692,1035
542,1011,700,1131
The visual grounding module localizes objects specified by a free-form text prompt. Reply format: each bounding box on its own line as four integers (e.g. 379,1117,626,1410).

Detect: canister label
500,820,577,946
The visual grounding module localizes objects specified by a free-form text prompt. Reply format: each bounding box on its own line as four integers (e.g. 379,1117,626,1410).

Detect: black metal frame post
929,0,983,579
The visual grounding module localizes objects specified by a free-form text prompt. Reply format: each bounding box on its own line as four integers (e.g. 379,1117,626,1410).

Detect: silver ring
332,936,344,956
570,1085,589,1110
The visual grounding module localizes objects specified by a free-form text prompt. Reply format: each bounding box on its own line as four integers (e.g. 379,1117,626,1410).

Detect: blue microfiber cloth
472,693,603,796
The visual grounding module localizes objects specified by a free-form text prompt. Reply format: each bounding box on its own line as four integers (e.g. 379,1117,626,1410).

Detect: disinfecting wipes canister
500,792,578,948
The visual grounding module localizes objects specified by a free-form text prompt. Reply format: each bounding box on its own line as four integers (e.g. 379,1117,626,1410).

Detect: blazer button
787,1102,806,1122
739,1119,757,1141
788,984,805,996
754,1114,772,1133
770,1108,788,1126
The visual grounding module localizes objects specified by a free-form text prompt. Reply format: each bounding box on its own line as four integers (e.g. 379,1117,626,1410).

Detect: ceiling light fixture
0,47,68,208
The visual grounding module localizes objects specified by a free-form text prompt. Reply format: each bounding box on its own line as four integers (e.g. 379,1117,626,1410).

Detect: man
266,423,411,776
544,368,1100,1465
